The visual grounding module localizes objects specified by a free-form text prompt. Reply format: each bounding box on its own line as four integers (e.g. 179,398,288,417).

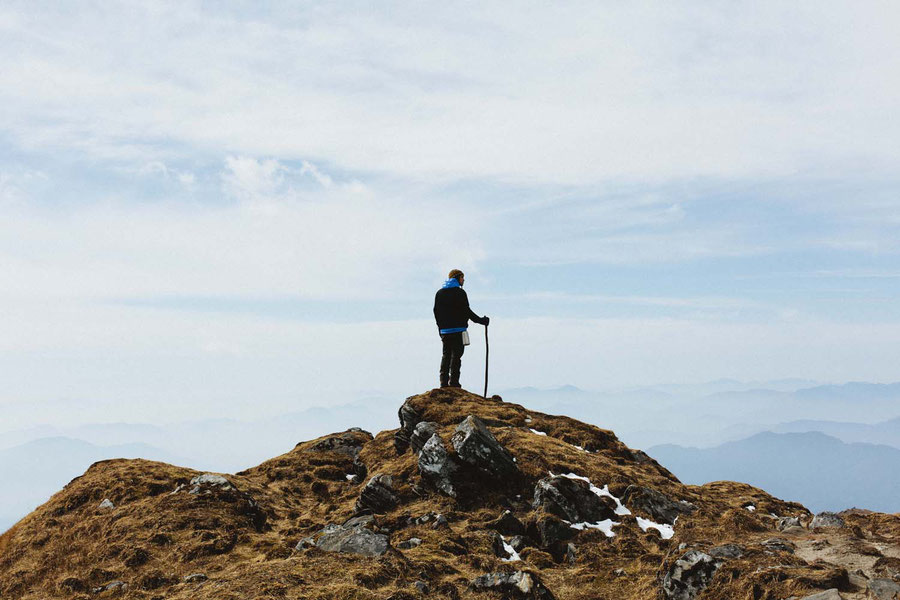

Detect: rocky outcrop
394,400,423,453
355,474,399,514
811,512,845,529
470,571,556,599
410,421,439,454
417,434,460,497
532,475,616,523
621,485,696,525
661,550,722,600
451,415,520,480
316,519,389,557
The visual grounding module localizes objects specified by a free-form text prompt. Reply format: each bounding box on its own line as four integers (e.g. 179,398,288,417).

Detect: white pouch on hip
461,330,470,346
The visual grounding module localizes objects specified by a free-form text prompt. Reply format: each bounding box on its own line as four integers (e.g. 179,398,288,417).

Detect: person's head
448,269,465,286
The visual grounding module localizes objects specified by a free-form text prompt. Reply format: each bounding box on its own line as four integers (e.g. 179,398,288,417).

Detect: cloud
1,3,899,185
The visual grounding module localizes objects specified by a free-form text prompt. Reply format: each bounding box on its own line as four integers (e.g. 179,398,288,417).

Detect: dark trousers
440,332,465,386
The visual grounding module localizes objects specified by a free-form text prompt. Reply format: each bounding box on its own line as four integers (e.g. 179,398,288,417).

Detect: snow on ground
529,428,547,436
635,516,675,540
500,535,521,562
551,472,631,516
569,518,618,537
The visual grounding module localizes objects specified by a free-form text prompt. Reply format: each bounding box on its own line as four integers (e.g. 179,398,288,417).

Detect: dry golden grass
0,388,897,599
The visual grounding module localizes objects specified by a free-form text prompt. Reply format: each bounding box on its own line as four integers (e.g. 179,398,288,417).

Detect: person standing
433,269,489,388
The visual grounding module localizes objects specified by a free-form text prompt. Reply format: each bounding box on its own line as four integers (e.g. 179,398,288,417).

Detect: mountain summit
1,389,898,599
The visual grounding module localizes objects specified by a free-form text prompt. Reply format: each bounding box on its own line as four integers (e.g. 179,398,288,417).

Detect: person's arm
462,290,489,326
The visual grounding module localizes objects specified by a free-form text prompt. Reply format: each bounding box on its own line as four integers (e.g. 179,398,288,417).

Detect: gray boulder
189,473,234,494
777,516,802,531
410,421,439,454
868,578,900,600
762,537,795,554
621,485,696,525
661,550,722,600
451,415,520,480
533,476,616,523
811,512,845,529
485,510,526,536
470,571,556,599
355,474,399,514
708,544,743,559
394,400,423,453
316,522,389,557
418,433,460,497
98,498,115,510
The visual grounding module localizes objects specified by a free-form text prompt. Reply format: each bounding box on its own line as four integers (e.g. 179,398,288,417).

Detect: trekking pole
483,324,489,399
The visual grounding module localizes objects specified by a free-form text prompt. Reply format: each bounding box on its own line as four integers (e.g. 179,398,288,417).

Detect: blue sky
1,1,899,426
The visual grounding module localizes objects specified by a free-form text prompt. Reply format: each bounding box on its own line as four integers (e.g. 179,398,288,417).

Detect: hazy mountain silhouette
648,431,900,513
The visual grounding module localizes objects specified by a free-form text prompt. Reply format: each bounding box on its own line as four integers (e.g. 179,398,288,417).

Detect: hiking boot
448,382,462,388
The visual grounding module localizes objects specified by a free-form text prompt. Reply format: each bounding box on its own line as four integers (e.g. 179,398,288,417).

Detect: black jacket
434,286,486,331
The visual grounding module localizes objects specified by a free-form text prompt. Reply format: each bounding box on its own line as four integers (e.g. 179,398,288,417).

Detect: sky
1,1,899,428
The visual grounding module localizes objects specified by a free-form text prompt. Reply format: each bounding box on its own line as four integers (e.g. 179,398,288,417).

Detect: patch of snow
524,416,532,423
529,428,547,436
345,474,355,481
573,444,586,451
500,536,521,562
569,519,618,537
745,505,756,512
635,516,674,540
550,472,631,516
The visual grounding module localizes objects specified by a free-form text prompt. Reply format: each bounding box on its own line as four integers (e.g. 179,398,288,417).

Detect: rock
98,498,115,510
355,474,399,514
316,522,390,557
528,515,576,562
811,512,845,529
868,578,900,600
294,536,315,551
661,550,722,600
470,571,556,599
491,532,512,559
418,433,460,497
565,543,577,565
184,573,208,583
709,544,744,559
433,513,449,529
307,431,370,459
395,400,423,453
621,485,696,525
797,590,842,600
507,535,528,553
777,516,802,531
762,537,795,554
451,415,520,481
344,514,376,528
614,568,627,577
189,473,234,494
398,537,422,549
533,476,616,524
414,581,429,594
410,421,439,454
486,510,526,536
92,580,127,593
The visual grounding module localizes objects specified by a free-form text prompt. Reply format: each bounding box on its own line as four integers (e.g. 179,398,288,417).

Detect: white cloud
1,3,898,185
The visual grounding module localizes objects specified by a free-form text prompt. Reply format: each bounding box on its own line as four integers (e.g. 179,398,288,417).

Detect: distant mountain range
649,431,900,513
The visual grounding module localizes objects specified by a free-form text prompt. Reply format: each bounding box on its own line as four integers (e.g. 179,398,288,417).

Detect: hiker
433,269,489,388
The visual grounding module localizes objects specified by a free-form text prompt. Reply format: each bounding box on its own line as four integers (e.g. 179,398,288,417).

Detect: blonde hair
448,269,464,281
